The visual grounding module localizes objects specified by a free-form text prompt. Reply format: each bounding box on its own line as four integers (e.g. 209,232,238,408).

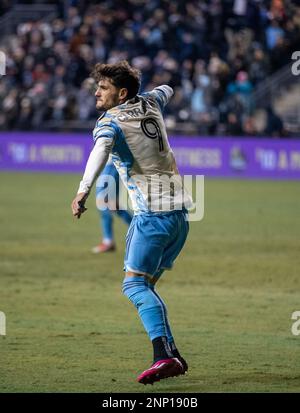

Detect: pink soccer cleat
179,357,188,375
137,358,184,385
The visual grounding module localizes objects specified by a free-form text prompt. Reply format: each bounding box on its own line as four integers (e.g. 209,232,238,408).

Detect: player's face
95,78,125,111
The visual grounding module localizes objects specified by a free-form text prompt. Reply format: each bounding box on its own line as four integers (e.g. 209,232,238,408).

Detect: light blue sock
101,208,113,241
122,276,168,341
148,282,175,345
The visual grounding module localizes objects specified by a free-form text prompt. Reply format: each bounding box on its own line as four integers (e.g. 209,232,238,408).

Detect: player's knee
123,277,144,301
122,276,153,309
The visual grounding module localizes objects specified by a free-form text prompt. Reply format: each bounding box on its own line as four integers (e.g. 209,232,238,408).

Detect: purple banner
0,132,92,173
1,132,300,179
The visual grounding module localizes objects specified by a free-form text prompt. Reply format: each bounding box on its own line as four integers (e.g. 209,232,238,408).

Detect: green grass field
0,171,299,393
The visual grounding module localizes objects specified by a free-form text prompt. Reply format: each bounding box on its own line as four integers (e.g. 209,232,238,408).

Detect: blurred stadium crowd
0,0,300,136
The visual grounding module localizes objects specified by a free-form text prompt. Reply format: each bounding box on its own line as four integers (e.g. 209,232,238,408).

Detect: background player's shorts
124,210,189,279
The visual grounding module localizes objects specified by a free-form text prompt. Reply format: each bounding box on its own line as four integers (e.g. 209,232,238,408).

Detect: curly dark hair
91,60,141,100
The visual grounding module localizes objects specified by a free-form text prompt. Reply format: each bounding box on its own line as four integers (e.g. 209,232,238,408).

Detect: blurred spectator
225,112,243,136
77,78,97,121
226,70,253,113
248,47,269,85
264,106,285,137
191,61,211,118
0,0,10,16
265,19,285,50
269,36,291,70
16,97,33,130
242,115,258,136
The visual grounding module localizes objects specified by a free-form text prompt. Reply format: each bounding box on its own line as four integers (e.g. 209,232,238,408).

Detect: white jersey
78,85,192,214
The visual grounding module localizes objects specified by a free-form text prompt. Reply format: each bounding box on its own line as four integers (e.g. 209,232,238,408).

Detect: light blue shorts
124,210,189,279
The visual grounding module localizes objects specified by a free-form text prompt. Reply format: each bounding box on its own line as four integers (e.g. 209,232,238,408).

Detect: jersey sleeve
141,85,174,111
93,117,117,143
77,119,117,194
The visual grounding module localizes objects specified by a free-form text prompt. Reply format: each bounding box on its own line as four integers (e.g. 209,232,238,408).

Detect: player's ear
119,88,128,102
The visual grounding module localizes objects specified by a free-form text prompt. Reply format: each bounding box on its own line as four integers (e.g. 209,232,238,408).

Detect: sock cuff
123,276,146,284
122,276,147,295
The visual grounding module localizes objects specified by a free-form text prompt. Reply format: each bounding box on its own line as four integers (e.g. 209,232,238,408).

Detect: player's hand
71,193,88,219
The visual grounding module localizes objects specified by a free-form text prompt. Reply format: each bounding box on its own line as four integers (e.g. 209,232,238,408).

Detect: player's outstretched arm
142,85,174,110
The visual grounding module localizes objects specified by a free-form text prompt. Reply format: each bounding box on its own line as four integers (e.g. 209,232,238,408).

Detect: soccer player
92,160,132,253
71,61,192,385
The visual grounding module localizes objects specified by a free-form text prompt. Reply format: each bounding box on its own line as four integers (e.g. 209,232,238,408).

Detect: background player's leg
92,207,116,253
113,163,132,226
115,209,132,226
93,165,119,253
101,208,114,244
